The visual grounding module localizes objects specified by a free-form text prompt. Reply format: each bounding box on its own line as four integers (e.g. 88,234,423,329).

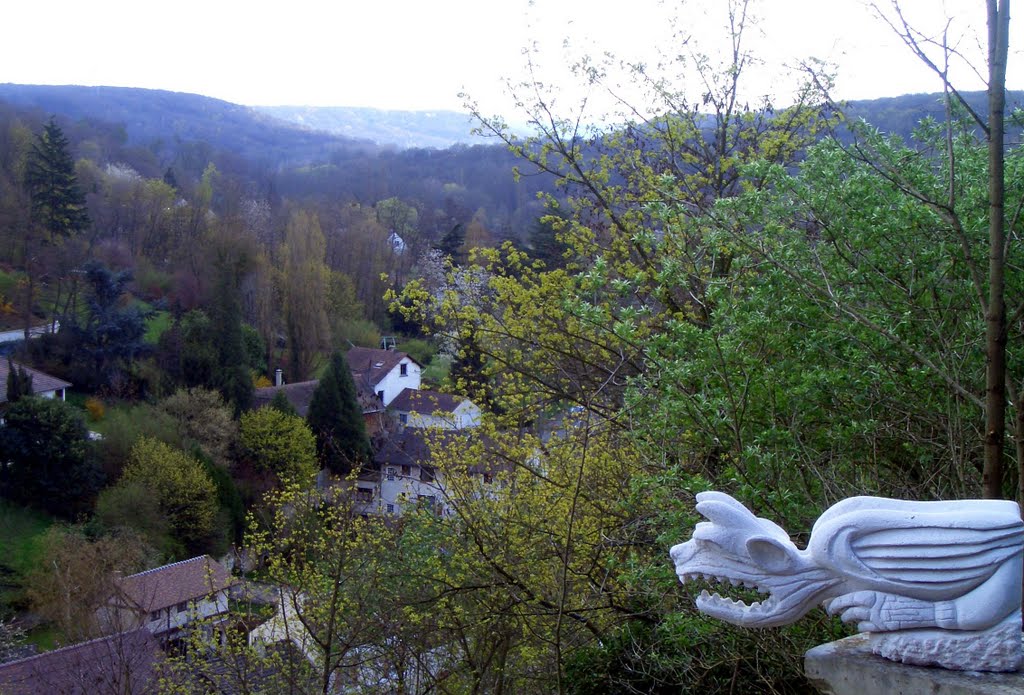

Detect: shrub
84,397,105,422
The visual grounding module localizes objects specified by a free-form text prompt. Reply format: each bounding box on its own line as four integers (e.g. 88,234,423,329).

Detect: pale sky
1,0,1019,116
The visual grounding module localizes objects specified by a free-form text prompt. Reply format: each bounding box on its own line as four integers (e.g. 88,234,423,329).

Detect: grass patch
0,502,53,577
24,623,60,652
421,353,451,388
0,501,54,609
143,309,171,344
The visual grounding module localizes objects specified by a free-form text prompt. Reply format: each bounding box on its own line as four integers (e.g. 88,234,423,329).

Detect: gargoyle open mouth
670,492,840,628
678,571,776,618
675,565,829,627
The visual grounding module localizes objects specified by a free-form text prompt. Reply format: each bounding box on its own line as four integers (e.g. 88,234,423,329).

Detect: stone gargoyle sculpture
670,492,1024,671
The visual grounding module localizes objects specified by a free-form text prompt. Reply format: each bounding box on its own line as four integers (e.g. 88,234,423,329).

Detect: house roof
0,360,71,403
0,629,160,694
373,428,504,476
373,428,450,470
252,380,319,417
116,555,233,614
388,388,465,414
252,376,383,417
346,347,420,388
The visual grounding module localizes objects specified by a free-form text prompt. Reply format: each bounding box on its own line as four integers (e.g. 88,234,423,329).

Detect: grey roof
0,360,71,403
0,629,160,694
252,380,319,417
253,376,382,417
388,388,464,414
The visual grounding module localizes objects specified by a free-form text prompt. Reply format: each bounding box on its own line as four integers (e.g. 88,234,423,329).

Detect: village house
97,555,234,643
387,388,482,430
0,359,71,404
345,346,422,407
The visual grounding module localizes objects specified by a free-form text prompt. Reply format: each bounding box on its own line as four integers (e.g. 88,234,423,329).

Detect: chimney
274,368,283,387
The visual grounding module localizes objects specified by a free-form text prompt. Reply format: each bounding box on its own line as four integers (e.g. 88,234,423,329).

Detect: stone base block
805,634,1024,695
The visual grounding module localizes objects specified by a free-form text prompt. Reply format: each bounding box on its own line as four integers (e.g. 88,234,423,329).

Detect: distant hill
256,105,486,149
840,90,1024,143
0,83,374,165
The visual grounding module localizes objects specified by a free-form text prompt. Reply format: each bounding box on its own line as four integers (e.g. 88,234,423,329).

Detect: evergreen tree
435,223,466,264
5,359,33,403
0,397,104,518
211,249,254,416
68,262,151,391
25,118,90,243
269,390,298,416
21,118,90,338
306,352,371,475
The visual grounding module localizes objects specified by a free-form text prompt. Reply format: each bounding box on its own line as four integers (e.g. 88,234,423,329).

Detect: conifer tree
5,358,33,403
306,351,371,474
22,118,90,338
25,118,90,243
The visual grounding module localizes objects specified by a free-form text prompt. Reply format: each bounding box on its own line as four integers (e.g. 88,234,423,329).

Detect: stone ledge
805,634,1024,695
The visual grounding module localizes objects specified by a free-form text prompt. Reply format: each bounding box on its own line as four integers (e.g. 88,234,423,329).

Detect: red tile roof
346,347,419,388
0,360,71,403
116,556,233,614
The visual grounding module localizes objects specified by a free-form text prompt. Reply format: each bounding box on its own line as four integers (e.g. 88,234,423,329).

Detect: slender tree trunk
983,0,1009,499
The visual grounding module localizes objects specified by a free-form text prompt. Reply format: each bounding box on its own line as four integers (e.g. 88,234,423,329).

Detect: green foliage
268,390,297,416
156,309,217,390
239,407,318,484
0,397,104,519
0,500,54,609
119,437,220,556
90,401,180,480
94,481,173,555
210,244,254,415
306,351,371,474
396,337,435,367
65,261,152,392
158,387,237,466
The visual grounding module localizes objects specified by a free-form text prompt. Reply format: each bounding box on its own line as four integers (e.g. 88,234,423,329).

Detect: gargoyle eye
746,537,794,574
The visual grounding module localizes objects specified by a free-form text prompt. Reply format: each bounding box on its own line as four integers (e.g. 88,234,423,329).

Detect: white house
346,347,422,407
387,388,481,430
0,360,71,403
98,556,234,642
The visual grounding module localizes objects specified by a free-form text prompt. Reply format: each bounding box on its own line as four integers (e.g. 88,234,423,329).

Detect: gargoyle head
670,492,838,627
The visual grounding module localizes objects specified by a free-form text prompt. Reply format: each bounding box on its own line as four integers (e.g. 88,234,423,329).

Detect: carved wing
808,498,1024,599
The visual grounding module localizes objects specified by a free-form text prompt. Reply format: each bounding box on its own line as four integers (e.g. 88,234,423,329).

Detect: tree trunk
983,0,1010,499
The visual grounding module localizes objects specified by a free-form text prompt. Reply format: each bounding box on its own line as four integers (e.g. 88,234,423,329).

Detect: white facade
141,592,229,635
399,399,481,430
378,462,447,516
98,590,229,637
374,357,421,406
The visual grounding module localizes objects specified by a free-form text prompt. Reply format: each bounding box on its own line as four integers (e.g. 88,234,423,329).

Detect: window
176,601,187,613
401,465,411,477
399,413,408,425
400,363,408,377
356,487,373,502
386,503,395,514
420,467,435,483
377,390,385,402
418,495,439,514
149,610,161,621
386,467,396,481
